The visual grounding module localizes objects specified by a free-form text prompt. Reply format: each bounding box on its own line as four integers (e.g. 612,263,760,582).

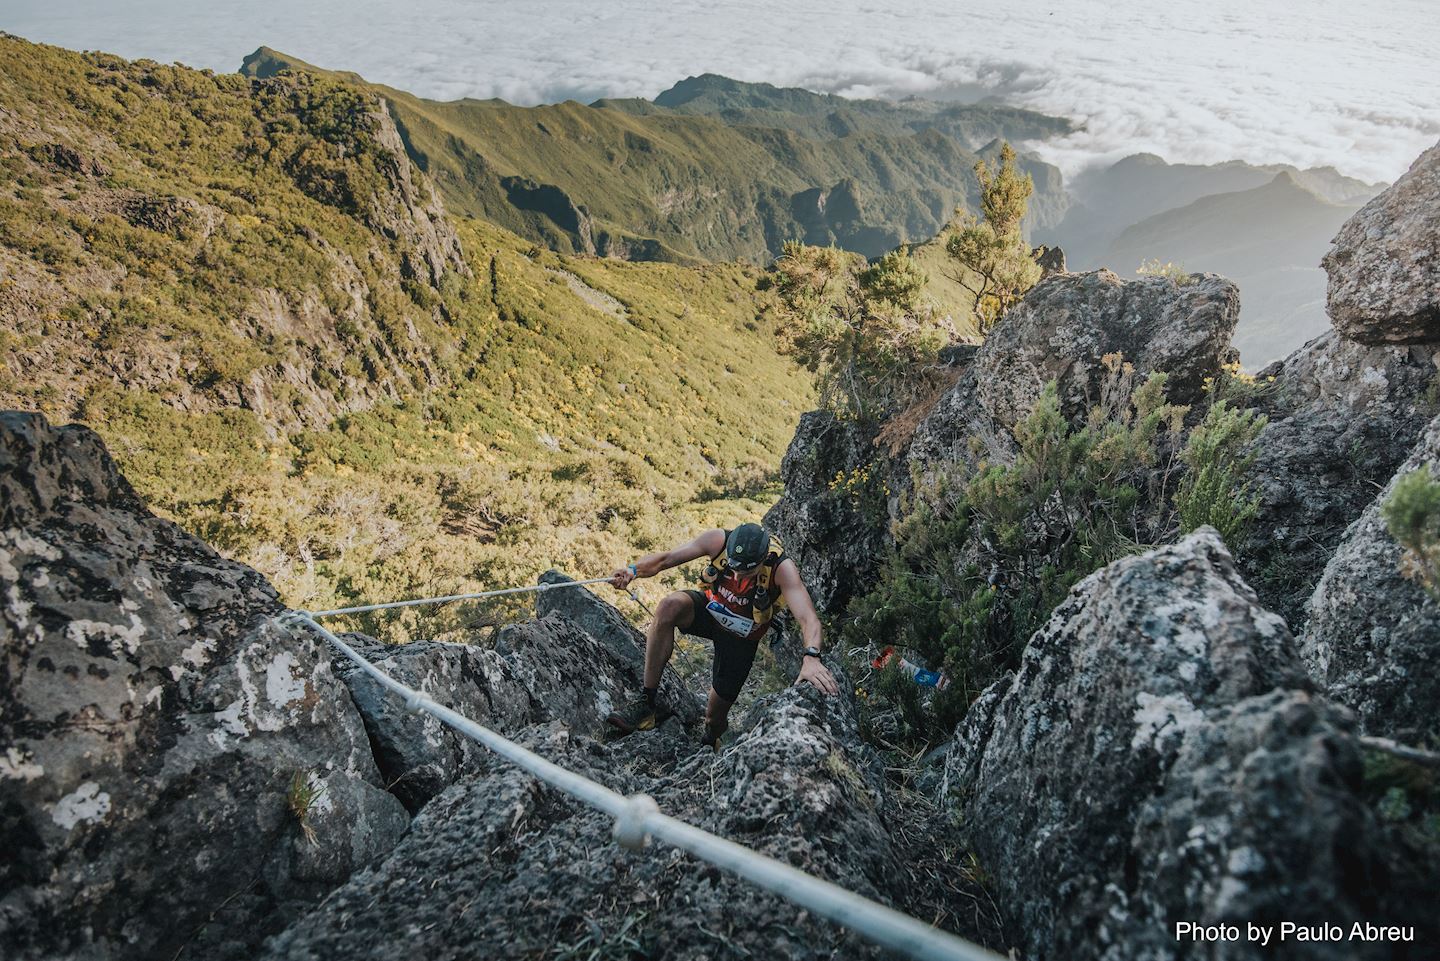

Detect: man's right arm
611,529,725,587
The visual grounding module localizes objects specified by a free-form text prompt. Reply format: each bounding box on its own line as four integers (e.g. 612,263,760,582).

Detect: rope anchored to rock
272,582,1003,961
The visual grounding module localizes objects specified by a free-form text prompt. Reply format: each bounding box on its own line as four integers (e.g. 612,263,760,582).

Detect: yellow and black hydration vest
699,533,788,632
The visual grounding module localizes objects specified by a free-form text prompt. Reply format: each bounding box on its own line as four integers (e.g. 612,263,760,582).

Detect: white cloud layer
5,0,1437,183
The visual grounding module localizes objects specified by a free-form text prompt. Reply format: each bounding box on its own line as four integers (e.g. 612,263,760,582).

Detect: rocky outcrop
1301,415,1440,744
1324,139,1440,344
944,529,1431,961
368,101,470,285
1242,332,1438,623
336,577,703,813
1240,140,1440,624
912,269,1239,479
972,269,1239,432
333,635,534,812
264,669,994,960
494,612,703,734
0,412,408,961
764,410,892,615
1031,244,1066,277
769,269,1242,618
536,569,649,673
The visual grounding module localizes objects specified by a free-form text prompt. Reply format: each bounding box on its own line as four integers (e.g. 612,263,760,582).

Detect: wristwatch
803,647,823,659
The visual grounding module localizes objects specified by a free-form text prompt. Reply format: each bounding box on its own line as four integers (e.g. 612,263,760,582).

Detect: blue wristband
628,564,637,576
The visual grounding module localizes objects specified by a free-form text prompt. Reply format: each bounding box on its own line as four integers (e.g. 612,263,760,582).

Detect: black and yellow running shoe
606,694,660,735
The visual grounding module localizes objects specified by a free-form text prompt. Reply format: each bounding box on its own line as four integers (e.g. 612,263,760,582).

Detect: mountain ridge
238,46,1072,263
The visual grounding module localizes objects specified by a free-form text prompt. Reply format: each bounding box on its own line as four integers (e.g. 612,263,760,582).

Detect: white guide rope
308,576,618,618
274,583,1002,961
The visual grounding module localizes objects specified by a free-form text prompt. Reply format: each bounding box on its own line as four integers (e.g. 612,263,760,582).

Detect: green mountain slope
1,36,814,634
622,73,1074,148
1103,172,1364,364
240,48,1070,264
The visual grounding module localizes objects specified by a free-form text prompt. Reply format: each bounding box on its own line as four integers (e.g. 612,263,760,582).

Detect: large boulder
496,612,703,732
0,412,408,961
971,268,1240,432
907,269,1239,483
263,672,996,960
1324,139,1440,344
536,568,649,673
1242,331,1438,624
944,529,1429,961
771,269,1241,617
1300,414,1440,744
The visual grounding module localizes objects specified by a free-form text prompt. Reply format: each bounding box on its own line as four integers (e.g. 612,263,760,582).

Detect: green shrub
1174,399,1267,545
1383,464,1440,597
1136,258,1195,285
944,143,1042,333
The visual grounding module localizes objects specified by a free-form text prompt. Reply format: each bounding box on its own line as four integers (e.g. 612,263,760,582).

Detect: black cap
725,523,770,572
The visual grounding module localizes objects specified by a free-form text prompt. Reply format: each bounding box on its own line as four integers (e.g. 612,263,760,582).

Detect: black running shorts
683,590,761,703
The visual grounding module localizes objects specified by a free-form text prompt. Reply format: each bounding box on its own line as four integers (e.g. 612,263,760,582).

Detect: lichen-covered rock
334,636,535,812
264,670,995,960
0,412,408,961
944,529,1429,961
1300,414,1440,744
971,269,1240,431
764,409,893,615
1242,331,1437,624
1324,139,1440,344
336,604,704,812
906,269,1238,486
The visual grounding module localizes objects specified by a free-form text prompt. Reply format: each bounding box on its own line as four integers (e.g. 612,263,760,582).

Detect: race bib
706,599,755,637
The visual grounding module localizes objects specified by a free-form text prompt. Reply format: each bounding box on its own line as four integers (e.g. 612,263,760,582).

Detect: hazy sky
5,0,1437,183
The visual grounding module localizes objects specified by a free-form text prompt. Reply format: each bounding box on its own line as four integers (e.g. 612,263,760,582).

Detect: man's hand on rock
796,655,839,695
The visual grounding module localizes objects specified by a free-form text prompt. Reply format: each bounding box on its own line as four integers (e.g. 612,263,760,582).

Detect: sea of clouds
5,0,1437,183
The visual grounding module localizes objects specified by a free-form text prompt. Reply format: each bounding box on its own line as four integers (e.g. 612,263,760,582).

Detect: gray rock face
1031,244,1067,277
335,589,702,812
536,568,648,673
363,100,470,286
1301,415,1440,744
264,670,993,960
1243,331,1438,623
908,269,1238,482
0,412,408,961
1324,139,1440,344
497,613,704,732
764,409,893,615
972,269,1239,432
334,636,535,812
945,530,1427,961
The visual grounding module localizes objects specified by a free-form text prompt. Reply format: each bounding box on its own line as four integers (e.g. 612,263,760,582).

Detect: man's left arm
773,559,839,696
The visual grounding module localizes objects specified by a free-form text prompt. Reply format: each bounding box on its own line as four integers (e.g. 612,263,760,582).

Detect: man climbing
606,522,838,748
